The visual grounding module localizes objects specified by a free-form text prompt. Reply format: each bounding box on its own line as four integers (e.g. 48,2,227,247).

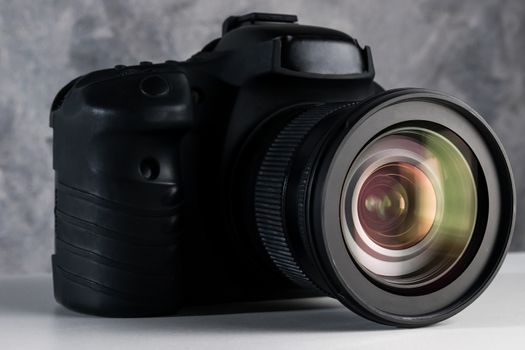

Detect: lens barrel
249,89,515,327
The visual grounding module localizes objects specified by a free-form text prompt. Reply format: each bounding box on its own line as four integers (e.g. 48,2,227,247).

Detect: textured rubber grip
51,68,192,316
52,182,183,316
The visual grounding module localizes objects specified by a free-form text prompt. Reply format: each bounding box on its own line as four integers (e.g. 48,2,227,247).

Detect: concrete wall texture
0,0,523,275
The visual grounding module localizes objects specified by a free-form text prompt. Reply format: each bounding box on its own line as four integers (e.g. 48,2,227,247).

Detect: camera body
51,13,381,316
51,13,514,326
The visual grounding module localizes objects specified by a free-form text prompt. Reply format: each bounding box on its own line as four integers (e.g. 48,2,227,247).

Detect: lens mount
249,89,514,327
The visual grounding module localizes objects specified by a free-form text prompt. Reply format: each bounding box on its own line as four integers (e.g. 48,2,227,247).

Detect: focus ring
254,103,353,287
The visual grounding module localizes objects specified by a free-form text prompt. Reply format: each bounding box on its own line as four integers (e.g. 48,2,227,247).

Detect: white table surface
1,253,524,350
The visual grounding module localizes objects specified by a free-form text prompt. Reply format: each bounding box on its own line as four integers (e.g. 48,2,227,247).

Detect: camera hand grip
51,68,192,316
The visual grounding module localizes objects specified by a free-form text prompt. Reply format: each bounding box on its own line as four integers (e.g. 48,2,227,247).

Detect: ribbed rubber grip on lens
254,103,353,288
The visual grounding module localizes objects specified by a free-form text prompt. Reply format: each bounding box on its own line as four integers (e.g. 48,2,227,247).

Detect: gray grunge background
0,0,523,275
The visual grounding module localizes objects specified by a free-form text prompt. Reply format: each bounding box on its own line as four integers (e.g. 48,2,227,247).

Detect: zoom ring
254,103,353,288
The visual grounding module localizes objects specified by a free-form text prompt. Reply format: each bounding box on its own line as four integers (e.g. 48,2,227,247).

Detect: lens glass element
341,126,478,288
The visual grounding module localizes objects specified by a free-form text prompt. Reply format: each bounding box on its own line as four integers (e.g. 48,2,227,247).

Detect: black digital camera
51,13,515,327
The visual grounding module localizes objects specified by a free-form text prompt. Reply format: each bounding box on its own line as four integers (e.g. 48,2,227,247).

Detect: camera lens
239,89,514,327
355,162,435,250
342,127,478,288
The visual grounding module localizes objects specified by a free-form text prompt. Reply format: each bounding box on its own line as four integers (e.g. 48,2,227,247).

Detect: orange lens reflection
357,163,437,250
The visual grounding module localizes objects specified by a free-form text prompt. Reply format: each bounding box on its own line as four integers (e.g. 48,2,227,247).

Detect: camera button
140,75,170,97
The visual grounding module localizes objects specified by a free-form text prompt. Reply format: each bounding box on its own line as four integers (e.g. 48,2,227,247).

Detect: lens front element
357,162,437,250
342,127,478,288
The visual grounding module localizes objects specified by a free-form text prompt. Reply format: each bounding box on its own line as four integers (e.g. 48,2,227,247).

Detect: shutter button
140,76,170,97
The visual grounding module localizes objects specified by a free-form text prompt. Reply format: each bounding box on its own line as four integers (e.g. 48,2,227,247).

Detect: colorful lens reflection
357,162,437,250
341,126,478,288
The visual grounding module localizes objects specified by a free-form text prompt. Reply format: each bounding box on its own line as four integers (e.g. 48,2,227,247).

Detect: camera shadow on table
0,275,395,333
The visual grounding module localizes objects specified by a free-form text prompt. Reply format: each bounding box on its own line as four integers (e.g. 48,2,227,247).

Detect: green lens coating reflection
342,126,478,288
